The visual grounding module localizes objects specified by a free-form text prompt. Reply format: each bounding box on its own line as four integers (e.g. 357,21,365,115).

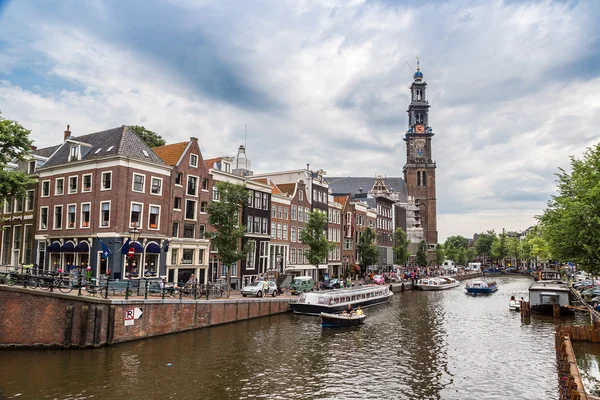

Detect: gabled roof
42,126,166,168
333,195,350,206
34,145,61,159
204,157,222,169
277,183,297,197
153,141,189,166
327,176,408,202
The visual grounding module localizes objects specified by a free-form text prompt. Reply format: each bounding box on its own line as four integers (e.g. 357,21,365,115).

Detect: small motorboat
509,297,521,311
465,280,498,295
320,312,366,328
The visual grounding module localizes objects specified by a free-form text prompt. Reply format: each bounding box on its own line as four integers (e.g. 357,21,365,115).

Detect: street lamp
129,226,141,242
127,226,141,276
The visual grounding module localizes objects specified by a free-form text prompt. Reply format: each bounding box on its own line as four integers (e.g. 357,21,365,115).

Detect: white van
442,260,457,274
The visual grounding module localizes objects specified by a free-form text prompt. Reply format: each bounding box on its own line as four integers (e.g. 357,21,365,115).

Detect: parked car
241,280,278,297
372,275,385,285
575,271,590,282
290,276,315,294
321,278,341,289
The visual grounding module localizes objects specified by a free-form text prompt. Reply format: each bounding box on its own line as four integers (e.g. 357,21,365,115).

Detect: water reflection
0,276,565,399
573,342,600,397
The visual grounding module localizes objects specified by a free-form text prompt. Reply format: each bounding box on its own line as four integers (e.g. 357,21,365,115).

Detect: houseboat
289,285,393,315
415,277,460,291
465,280,498,294
529,270,572,315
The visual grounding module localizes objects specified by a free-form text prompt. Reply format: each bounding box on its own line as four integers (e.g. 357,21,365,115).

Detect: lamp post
128,226,141,276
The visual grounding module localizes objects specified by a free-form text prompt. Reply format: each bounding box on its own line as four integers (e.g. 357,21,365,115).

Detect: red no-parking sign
127,247,135,258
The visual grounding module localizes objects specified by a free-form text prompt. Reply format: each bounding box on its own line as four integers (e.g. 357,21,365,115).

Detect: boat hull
466,287,498,294
531,304,574,316
416,282,460,291
290,293,392,316
320,313,366,328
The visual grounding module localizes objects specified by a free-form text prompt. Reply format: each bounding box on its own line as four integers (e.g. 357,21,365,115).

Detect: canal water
0,276,572,399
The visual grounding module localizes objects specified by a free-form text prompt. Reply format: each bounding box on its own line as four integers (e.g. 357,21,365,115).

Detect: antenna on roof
405,60,415,73
244,125,247,149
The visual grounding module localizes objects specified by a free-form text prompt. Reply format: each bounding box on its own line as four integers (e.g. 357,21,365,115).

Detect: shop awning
47,242,62,253
61,242,75,252
285,265,316,271
74,241,89,253
146,242,161,254
125,241,144,254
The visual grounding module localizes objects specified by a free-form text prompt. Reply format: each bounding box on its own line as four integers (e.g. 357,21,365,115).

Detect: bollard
206,284,209,301
179,282,183,300
401,282,405,292
78,275,83,296
125,280,130,300
144,280,149,300
193,283,197,300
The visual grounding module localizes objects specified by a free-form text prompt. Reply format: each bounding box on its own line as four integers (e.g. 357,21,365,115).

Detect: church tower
403,60,438,245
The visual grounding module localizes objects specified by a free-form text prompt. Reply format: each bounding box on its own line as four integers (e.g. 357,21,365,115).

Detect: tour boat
289,285,392,316
465,280,498,294
414,277,460,291
509,299,521,311
528,270,572,315
320,312,366,328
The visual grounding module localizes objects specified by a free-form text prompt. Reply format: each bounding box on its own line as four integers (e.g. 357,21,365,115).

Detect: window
67,204,76,228
14,197,23,213
423,171,427,187
344,238,353,250
291,205,297,221
100,202,110,227
25,190,34,211
272,207,276,218
149,206,160,229
202,178,209,191
69,145,80,161
175,173,183,186
298,207,304,222
417,171,421,187
290,248,296,263
151,177,162,195
198,249,205,265
246,240,256,269
298,228,303,242
172,222,179,237
297,249,303,264
133,174,145,192
254,217,261,234
81,203,90,227
262,219,268,234
101,172,112,190
54,205,63,229
212,186,219,201
171,249,178,265
247,216,253,233
55,178,64,195
199,224,206,238
291,227,297,242
40,207,48,230
299,190,303,201
283,224,288,240
283,207,288,220
142,150,150,158
28,160,36,174
277,223,282,239
182,249,194,264
42,181,50,197
23,225,33,264
68,176,77,193
82,174,92,192
174,197,182,210
254,192,262,209
185,200,196,220
183,223,195,238
271,223,275,238
187,176,198,196
200,201,207,213
277,206,282,219
262,193,269,210
130,203,143,227
190,154,198,167
305,212,309,223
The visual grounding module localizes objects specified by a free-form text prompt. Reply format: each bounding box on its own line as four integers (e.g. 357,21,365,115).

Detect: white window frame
99,201,111,228
68,175,78,194
28,160,36,174
55,178,64,196
150,176,163,196
184,199,197,221
80,202,91,228
101,171,112,191
25,189,34,212
283,224,288,240
148,204,161,230
39,206,49,230
130,202,144,228
175,172,183,187
66,203,77,229
82,173,93,193
190,153,198,167
53,205,63,229
41,180,50,197
174,197,182,211
187,175,199,196
132,173,145,193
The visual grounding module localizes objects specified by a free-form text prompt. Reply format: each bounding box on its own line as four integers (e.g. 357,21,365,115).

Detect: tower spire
416,55,420,70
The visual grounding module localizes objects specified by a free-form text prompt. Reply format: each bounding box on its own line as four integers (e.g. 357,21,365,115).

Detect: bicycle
85,282,112,299
5,271,38,288
39,274,73,293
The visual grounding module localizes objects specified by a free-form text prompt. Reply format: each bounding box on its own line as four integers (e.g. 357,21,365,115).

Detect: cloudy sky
1,0,599,241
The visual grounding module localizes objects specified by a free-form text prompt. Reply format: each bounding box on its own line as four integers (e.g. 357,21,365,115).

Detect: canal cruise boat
465,280,498,295
414,277,460,291
528,270,572,315
289,285,393,315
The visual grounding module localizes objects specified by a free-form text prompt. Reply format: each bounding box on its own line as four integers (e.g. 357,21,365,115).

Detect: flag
119,238,131,255
98,236,111,259
162,239,171,253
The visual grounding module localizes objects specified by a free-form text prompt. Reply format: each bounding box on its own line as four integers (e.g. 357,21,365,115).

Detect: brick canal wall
0,286,289,348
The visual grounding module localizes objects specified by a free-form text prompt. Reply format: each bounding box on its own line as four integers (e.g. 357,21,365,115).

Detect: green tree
466,248,477,263
445,245,458,263
435,245,446,267
520,237,533,268
393,227,410,266
490,231,508,264
475,230,496,263
0,114,34,202
444,235,469,250
416,240,428,267
206,181,248,297
506,237,520,267
356,227,378,276
300,211,333,279
456,248,467,265
129,125,166,147
538,144,600,275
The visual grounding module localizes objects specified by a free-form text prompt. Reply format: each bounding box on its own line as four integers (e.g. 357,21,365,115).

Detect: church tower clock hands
403,59,439,245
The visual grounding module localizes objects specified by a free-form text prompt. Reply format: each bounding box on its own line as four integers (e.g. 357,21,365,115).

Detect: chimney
190,137,198,142
63,125,71,141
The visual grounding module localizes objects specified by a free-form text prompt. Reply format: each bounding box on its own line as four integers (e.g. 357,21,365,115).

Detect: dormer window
69,145,81,161
28,161,36,174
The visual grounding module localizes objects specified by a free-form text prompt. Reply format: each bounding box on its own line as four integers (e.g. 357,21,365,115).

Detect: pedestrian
346,276,351,289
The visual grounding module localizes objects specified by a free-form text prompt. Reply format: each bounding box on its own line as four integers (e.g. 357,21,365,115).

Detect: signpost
124,307,143,326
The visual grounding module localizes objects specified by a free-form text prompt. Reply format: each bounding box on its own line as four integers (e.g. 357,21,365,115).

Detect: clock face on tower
415,124,425,133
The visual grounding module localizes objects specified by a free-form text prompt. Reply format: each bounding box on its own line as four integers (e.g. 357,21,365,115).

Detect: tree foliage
416,240,428,267
129,125,166,148
206,181,249,297
475,230,496,262
466,248,477,263
356,227,379,274
393,227,410,266
0,114,34,202
300,211,333,270
435,245,446,267
538,144,600,275
490,230,508,264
